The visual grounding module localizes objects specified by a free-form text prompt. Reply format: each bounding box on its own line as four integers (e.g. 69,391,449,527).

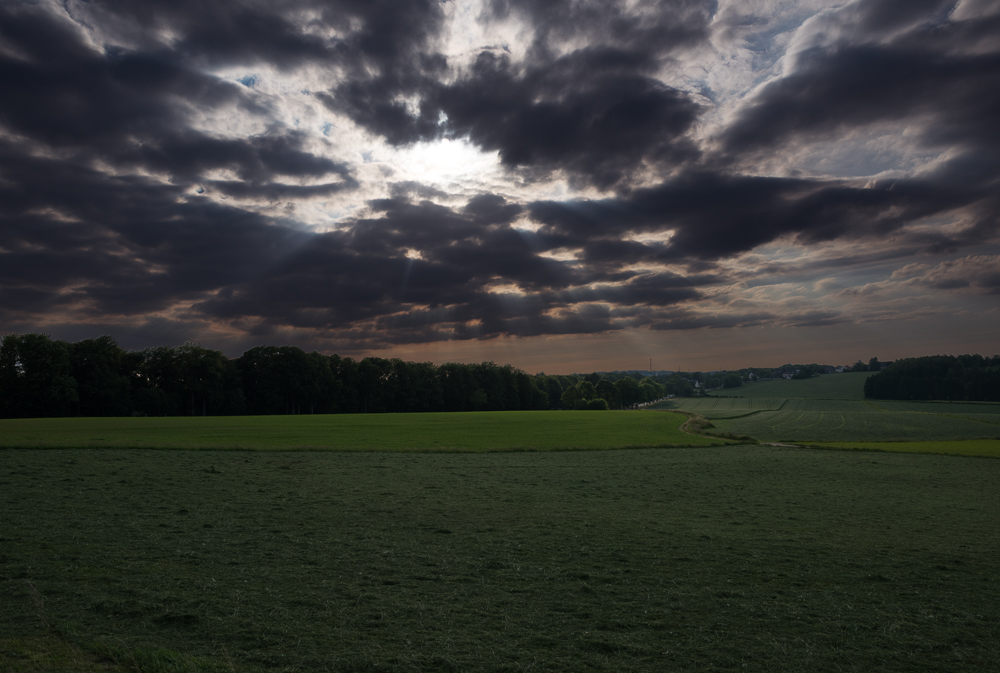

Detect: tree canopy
865,355,1000,401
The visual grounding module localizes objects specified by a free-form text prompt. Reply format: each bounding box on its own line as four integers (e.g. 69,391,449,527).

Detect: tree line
0,333,685,418
864,354,1000,402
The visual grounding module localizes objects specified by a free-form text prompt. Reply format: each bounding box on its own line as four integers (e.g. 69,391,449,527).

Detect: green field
708,408,1000,443
657,374,1000,446
0,411,723,451
654,397,786,419
724,371,873,399
806,439,1000,458
3,446,999,672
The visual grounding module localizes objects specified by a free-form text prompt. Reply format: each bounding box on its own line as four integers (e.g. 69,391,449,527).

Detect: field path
673,411,749,443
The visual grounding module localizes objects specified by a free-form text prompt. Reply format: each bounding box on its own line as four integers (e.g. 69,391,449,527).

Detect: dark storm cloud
70,0,446,71
0,141,312,319
432,51,702,190
703,1,1000,262
0,2,354,192
187,193,719,343
0,129,709,344
531,171,984,261
721,2,1000,167
4,0,1000,352
325,0,712,189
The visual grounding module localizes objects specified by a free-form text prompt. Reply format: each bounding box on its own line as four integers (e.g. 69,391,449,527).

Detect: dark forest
865,354,1000,402
0,334,692,418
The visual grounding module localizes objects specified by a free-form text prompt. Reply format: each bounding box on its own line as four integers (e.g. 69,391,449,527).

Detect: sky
1,0,999,373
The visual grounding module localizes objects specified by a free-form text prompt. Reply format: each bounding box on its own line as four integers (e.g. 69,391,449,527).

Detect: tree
330,354,361,413
357,357,393,413
868,357,881,372
470,388,488,410
792,364,822,379
639,378,664,403
614,377,642,408
440,362,475,411
575,380,597,402
134,343,241,416
595,379,620,408
0,333,78,418
560,385,580,410
69,335,132,416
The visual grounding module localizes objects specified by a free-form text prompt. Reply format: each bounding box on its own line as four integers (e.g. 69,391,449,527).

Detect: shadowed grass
805,438,1000,458
2,447,999,672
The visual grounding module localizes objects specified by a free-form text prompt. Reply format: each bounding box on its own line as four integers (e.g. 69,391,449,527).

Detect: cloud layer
2,0,999,366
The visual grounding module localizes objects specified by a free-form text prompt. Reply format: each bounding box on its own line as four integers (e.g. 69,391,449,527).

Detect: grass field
656,374,1000,447
805,439,1000,458
0,411,724,451
708,408,1000,443
3,446,999,672
654,398,787,419
719,371,873,399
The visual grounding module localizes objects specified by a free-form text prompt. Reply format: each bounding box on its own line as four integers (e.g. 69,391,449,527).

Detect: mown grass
654,398,786,419
658,375,1000,448
805,439,1000,458
709,408,1000,443
3,446,999,672
0,411,724,451
0,634,230,673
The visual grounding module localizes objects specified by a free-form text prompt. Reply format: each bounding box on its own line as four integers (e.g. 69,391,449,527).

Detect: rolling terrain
656,373,1000,454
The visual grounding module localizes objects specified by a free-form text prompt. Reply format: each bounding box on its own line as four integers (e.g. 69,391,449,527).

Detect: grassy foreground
0,410,723,451
3,446,999,672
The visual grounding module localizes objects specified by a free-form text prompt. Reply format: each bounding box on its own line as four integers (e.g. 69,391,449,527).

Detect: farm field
806,439,1000,458
0,410,723,451
658,374,1000,446
725,371,873,399
709,409,1000,443
873,399,1000,416
655,397,786,419
3,446,999,672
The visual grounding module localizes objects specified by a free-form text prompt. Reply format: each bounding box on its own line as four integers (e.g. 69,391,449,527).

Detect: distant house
835,366,844,373
783,370,798,379
881,361,893,370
